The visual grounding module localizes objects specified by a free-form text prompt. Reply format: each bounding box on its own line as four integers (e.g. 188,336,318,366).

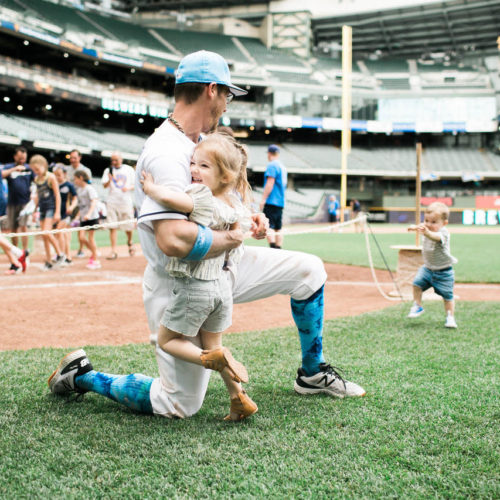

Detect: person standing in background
328,195,339,223
1,146,34,253
74,169,101,270
66,150,92,184
101,152,136,259
0,166,7,218
259,144,287,249
350,199,362,233
54,164,77,266
67,149,93,258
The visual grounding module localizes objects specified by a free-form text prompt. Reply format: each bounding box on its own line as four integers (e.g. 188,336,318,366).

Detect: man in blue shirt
328,195,339,223
259,144,287,249
2,146,34,251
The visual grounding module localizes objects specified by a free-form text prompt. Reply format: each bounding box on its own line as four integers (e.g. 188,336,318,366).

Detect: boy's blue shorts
413,265,454,301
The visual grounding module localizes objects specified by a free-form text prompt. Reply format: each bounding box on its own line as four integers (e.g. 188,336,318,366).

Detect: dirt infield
1,244,498,351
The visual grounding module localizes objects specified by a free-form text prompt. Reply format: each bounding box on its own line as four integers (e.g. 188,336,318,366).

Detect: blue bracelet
183,224,213,261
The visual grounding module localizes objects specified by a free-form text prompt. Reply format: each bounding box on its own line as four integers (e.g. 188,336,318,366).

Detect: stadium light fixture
103,113,109,119
3,97,10,102
138,118,144,124
63,53,69,58
23,40,29,46
45,104,52,110
17,105,23,111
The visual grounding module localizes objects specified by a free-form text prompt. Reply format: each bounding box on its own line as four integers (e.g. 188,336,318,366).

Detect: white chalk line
326,281,500,290
3,276,496,292
0,270,142,290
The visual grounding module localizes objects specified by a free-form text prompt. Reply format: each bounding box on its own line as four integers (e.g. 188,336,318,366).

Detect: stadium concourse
1,224,499,352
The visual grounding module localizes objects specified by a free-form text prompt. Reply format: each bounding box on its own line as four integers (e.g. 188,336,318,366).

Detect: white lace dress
166,184,252,280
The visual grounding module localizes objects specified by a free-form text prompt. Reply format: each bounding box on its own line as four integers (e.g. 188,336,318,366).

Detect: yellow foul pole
340,25,352,223
415,142,422,246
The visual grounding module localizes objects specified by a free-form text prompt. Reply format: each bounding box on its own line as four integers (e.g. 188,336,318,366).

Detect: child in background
408,202,458,328
31,155,64,271
141,132,257,422
73,169,101,270
54,165,77,266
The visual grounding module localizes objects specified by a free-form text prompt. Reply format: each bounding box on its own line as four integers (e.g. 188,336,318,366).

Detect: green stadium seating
19,0,98,35
154,28,247,63
364,59,409,73
237,36,307,68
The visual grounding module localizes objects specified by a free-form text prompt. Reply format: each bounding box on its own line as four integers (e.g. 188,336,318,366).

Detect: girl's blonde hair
197,132,252,204
30,154,49,178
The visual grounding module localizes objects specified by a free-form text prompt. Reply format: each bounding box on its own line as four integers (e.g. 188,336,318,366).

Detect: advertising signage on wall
462,210,499,225
475,196,500,210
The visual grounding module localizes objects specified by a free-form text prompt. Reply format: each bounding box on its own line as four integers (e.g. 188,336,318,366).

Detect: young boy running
408,202,458,328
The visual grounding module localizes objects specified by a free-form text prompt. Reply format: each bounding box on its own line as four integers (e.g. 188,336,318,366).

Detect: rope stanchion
362,218,405,302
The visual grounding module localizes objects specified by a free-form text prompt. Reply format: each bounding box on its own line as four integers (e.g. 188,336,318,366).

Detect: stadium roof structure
312,0,500,60
121,0,270,13
122,0,500,60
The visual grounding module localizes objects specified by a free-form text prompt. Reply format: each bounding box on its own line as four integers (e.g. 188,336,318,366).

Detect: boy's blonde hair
196,132,252,203
425,202,449,221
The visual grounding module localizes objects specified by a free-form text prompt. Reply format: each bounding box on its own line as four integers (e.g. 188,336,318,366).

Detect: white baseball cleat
294,363,366,398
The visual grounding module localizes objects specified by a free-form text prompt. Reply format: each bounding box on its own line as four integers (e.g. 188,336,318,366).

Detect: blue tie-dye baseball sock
75,371,154,414
290,285,326,376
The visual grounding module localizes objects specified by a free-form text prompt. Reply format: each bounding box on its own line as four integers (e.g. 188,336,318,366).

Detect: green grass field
1,302,498,498
246,227,500,283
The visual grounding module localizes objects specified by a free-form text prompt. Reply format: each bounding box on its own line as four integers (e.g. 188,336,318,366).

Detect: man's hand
250,213,268,240
225,224,244,249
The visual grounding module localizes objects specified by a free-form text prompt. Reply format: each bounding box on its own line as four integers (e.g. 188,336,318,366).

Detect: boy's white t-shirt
101,164,136,208
422,226,458,270
76,184,99,220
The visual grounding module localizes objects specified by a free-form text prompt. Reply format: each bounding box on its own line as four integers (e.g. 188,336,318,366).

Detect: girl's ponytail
233,142,252,204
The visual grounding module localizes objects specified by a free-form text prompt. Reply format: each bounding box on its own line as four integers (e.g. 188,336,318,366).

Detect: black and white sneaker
53,254,65,268
294,363,366,398
48,349,93,395
42,262,53,272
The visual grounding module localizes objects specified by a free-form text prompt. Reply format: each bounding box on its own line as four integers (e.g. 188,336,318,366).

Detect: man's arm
153,219,243,259
259,176,275,211
2,165,24,178
101,168,111,188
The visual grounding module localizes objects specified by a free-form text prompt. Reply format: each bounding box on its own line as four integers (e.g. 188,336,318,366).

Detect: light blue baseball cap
175,50,247,97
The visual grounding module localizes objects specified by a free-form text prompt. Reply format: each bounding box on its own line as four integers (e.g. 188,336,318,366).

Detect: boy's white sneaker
408,303,424,318
445,314,457,328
